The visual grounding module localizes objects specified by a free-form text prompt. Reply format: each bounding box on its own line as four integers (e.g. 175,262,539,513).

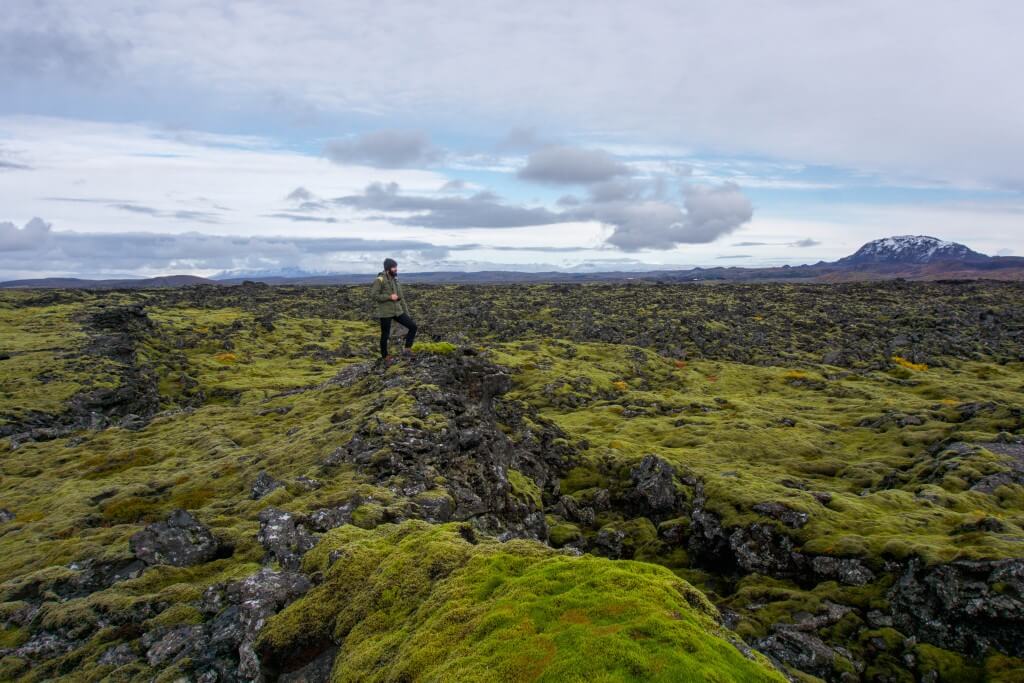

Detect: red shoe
402,348,415,359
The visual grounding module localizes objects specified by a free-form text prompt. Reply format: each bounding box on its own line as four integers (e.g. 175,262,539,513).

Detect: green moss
0,625,28,648
100,496,164,524
493,338,1024,566
143,604,204,630
259,521,784,682
561,467,611,494
508,469,542,509
411,341,458,354
598,518,661,560
985,652,1024,680
913,643,983,681
0,656,28,680
351,503,386,529
860,627,905,652
0,301,121,420
546,517,582,547
2,287,1023,682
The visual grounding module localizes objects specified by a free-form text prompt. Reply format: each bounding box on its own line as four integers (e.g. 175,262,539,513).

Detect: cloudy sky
2,1,1022,279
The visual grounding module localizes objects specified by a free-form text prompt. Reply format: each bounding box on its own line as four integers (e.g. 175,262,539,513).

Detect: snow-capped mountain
838,235,986,265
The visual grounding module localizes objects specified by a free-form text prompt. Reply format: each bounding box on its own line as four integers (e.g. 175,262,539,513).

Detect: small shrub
891,355,927,372
411,342,458,354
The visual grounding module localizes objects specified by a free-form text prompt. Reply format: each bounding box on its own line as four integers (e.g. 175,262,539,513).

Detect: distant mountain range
4,235,1023,288
0,275,215,289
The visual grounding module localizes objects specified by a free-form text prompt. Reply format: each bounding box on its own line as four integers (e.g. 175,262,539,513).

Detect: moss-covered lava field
1,279,1023,681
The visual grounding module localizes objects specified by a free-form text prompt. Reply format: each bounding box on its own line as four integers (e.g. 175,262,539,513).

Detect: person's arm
399,282,410,314
370,276,393,302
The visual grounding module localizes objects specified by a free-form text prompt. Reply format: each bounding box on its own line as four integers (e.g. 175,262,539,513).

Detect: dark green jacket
370,270,409,318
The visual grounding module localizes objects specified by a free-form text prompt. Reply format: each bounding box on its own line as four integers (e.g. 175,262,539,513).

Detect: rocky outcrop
130,509,224,567
323,349,577,541
627,454,683,519
198,569,313,681
751,501,810,529
251,471,284,500
257,507,319,571
756,627,857,682
86,567,316,682
888,557,1024,657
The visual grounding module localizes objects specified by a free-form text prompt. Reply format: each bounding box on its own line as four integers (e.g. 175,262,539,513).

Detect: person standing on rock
371,257,418,364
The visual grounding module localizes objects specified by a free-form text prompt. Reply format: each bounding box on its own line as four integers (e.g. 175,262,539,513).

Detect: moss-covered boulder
257,521,785,681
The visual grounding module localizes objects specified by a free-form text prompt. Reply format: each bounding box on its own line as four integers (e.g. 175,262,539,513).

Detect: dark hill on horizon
4,235,1023,289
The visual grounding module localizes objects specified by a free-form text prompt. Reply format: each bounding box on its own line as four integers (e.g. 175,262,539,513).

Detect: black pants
379,313,417,357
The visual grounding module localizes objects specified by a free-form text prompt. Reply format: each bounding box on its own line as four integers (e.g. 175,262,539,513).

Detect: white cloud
4,1,1023,187
0,116,446,240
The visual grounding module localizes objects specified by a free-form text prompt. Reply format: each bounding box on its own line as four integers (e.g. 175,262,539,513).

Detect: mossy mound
258,521,785,682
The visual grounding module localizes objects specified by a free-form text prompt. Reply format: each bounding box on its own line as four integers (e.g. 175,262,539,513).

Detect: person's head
383,257,398,277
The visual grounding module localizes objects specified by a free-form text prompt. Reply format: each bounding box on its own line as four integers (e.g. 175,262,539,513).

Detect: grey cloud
679,183,754,242
518,146,630,185
43,196,126,204
597,182,753,251
286,186,314,202
717,254,751,259
0,217,52,251
335,179,752,251
334,182,568,229
730,238,821,247
112,203,160,215
585,201,688,251
44,198,222,224
588,178,648,203
0,219,456,279
556,195,581,207
674,164,694,177
172,210,220,223
0,147,31,170
410,241,589,253
266,213,338,223
324,130,442,168
496,127,546,152
283,187,330,212
0,26,126,81
440,179,466,192
488,244,589,252
108,203,221,223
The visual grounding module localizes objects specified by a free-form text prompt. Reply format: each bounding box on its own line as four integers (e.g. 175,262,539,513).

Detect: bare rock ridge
321,348,576,541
